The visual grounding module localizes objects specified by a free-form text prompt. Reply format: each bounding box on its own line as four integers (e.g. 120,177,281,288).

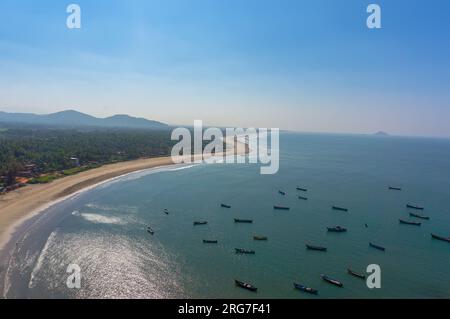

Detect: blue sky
0,0,449,136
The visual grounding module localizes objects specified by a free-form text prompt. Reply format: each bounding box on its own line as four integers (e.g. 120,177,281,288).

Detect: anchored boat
327,226,347,233
431,233,450,243
410,213,430,220
235,248,256,255
203,240,218,244
293,283,318,295
234,219,253,224
278,190,286,196
297,187,308,192
221,204,231,209
321,275,343,288
253,236,268,241
235,280,257,292
399,219,421,226
407,204,424,210
274,206,290,210
306,244,327,252
347,269,366,279
298,196,308,201
332,206,349,212
193,221,208,226
369,242,386,251
389,186,402,191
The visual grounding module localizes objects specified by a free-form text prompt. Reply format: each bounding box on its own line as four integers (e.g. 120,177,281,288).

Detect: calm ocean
2,132,450,299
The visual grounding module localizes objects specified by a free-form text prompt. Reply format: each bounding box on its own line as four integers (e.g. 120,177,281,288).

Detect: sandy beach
0,138,248,251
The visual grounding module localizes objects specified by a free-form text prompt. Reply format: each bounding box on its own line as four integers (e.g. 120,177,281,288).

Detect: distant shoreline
0,139,248,251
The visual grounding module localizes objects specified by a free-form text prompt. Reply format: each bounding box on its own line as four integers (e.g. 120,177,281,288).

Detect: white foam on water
77,213,127,225
28,231,58,289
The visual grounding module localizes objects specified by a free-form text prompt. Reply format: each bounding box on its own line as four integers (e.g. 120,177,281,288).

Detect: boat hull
293,283,318,295
234,219,253,223
332,206,349,212
235,249,256,255
235,280,257,292
274,206,290,210
253,236,268,241
321,275,343,288
347,269,366,279
306,245,327,252
399,219,421,226
193,222,208,226
431,234,450,243
369,243,386,251
410,213,430,220
407,204,424,210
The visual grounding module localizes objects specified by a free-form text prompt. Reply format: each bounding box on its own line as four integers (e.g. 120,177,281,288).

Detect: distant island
373,131,390,137
0,110,168,130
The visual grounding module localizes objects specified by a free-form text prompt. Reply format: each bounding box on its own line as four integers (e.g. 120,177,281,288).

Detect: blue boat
293,283,318,295
369,242,386,251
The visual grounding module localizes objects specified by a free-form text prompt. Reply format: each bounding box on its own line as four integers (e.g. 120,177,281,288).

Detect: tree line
0,125,176,187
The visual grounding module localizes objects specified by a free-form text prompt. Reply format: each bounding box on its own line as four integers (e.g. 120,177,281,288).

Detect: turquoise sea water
1,133,450,299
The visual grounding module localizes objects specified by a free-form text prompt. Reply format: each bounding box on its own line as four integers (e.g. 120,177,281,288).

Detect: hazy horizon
1,0,450,137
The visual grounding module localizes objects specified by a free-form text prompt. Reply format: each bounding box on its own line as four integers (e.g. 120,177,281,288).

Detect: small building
70,157,80,167
16,170,34,178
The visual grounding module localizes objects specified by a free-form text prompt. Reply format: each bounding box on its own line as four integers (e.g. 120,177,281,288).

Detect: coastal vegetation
0,125,175,188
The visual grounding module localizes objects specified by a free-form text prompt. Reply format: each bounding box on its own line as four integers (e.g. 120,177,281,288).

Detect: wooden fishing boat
273,206,290,210
369,242,386,251
327,226,347,233
235,248,256,255
321,275,343,287
399,219,421,226
253,236,268,241
409,213,430,220
431,233,450,243
293,283,318,295
332,206,348,212
203,240,218,244
234,219,253,224
347,269,366,279
306,244,327,252
235,280,257,292
407,204,424,210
